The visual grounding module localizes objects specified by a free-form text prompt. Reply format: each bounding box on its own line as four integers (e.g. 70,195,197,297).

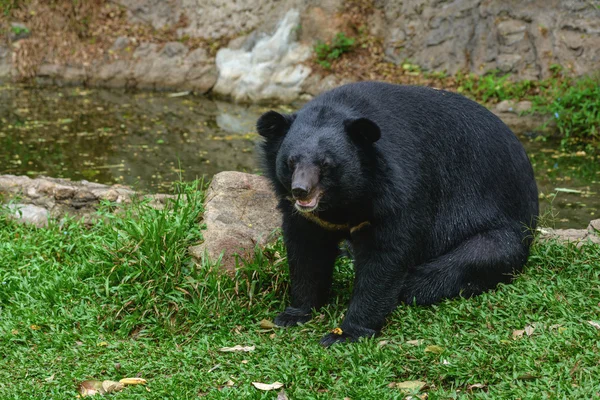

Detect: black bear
256,82,538,346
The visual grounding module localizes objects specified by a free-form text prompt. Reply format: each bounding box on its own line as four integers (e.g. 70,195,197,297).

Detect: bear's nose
292,186,310,199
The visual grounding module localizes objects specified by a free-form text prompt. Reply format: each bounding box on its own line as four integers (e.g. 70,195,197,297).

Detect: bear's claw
274,307,312,327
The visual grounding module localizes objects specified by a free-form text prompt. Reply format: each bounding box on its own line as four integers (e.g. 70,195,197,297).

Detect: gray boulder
189,171,281,271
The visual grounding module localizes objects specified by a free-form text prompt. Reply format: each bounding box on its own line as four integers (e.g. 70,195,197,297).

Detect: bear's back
307,82,538,234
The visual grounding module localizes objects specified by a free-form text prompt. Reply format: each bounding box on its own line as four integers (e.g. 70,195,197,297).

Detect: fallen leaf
406,339,424,346
79,380,103,397
391,380,426,392
119,377,147,385
512,329,525,339
277,389,289,400
97,341,109,347
102,380,124,393
30,324,41,330
219,345,256,352
45,374,55,382
259,319,276,330
377,340,389,347
331,327,343,335
588,320,600,330
424,345,444,354
252,381,284,391
524,324,535,336
468,383,487,391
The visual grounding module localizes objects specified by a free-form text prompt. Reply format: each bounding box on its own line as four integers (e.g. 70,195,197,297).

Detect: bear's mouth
294,192,322,213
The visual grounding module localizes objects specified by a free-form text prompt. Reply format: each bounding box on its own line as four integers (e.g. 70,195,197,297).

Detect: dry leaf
119,377,147,385
79,380,126,397
468,383,487,390
391,380,426,392
424,345,444,354
277,390,289,400
102,380,124,393
252,381,284,391
524,324,535,336
259,319,276,329
377,340,389,347
406,339,424,346
219,345,256,352
512,329,525,339
79,380,103,397
588,320,600,330
331,327,343,335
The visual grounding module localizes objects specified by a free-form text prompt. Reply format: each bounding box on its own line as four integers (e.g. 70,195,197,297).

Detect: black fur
256,82,539,346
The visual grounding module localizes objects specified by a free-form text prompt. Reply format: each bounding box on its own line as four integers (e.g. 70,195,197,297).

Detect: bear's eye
287,157,296,170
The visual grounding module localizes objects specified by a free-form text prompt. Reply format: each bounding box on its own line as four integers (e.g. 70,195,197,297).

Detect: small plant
314,32,355,69
544,76,600,144
10,24,29,36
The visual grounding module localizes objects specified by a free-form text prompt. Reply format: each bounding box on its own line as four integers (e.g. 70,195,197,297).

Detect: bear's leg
320,249,405,346
274,214,342,327
320,227,530,346
399,227,531,305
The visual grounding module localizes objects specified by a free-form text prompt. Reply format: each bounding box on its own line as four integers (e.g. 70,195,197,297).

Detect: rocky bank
2,173,599,270
0,0,598,103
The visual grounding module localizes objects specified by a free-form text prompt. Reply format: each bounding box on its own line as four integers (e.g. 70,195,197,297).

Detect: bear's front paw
319,325,378,347
274,307,312,327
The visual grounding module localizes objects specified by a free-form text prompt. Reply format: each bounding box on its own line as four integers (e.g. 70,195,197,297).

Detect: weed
314,32,355,70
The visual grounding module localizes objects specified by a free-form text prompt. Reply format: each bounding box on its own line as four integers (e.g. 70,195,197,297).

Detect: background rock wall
1,0,598,101
380,0,600,79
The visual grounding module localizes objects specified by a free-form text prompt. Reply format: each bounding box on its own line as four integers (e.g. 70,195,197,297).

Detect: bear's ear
344,118,381,145
257,111,295,140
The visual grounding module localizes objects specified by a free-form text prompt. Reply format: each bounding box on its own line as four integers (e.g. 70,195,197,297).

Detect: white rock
213,9,312,103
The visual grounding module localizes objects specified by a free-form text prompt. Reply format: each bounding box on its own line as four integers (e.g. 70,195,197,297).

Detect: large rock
212,9,312,103
538,219,600,246
189,171,281,271
380,0,600,79
8,204,49,228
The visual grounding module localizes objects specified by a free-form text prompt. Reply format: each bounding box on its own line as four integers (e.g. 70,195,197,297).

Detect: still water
1,85,598,228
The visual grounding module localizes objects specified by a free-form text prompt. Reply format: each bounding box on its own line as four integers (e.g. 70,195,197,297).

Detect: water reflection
0,85,598,228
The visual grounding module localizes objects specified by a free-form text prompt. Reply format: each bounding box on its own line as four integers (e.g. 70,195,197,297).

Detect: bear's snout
291,164,319,200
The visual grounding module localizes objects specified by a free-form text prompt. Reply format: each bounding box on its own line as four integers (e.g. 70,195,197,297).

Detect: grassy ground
2,183,600,399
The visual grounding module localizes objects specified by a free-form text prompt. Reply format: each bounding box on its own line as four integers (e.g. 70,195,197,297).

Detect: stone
588,219,600,234
0,45,12,78
212,9,312,103
189,171,281,271
496,100,516,114
8,204,49,228
111,36,131,51
0,175,172,225
515,101,533,114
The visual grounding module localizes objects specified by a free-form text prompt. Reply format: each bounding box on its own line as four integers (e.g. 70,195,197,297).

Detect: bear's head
257,108,380,215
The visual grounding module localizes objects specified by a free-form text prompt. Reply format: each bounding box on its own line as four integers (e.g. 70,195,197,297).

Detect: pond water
1,85,598,229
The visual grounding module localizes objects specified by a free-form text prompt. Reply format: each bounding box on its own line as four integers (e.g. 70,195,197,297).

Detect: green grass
454,69,600,148
2,183,600,398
